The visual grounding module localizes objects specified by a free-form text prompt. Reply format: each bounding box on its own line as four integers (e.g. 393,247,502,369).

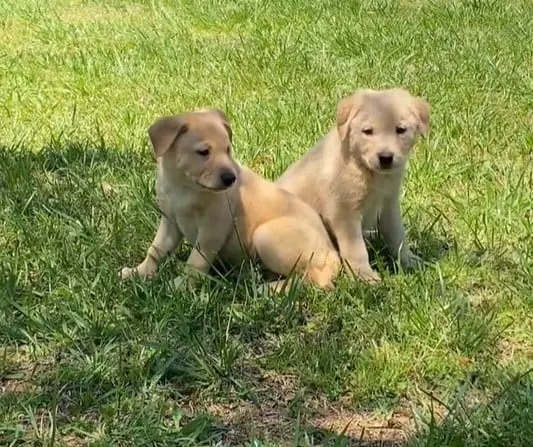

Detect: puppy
120,108,340,290
277,88,430,283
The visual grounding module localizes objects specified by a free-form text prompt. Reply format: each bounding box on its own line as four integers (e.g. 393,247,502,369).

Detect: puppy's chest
157,189,204,242
361,179,396,230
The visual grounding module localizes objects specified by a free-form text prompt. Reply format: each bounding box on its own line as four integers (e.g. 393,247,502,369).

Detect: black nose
220,171,236,187
378,152,394,169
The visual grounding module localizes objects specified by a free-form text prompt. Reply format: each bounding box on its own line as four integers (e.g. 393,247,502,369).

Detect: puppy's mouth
373,164,398,174
366,161,397,174
183,171,236,192
367,157,403,174
195,181,234,192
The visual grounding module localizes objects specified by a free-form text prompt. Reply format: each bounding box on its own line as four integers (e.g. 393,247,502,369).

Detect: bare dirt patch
196,371,416,445
1,345,39,395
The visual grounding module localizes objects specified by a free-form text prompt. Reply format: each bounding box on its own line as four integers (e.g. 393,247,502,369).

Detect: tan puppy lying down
277,88,430,283
120,108,340,290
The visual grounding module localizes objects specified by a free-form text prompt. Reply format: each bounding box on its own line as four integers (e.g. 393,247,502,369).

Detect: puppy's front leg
378,198,422,271
174,225,228,288
333,215,381,283
121,215,182,279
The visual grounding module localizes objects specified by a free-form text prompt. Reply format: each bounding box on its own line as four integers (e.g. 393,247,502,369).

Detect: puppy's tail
319,213,339,252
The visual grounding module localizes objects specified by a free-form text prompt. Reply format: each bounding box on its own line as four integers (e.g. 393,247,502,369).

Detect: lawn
0,0,532,445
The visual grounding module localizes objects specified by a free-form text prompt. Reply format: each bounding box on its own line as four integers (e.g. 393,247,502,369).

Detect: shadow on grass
409,370,533,447
365,227,451,276
0,141,450,281
0,141,150,178
299,370,533,446
2,368,531,446
0,141,154,235
1,142,528,446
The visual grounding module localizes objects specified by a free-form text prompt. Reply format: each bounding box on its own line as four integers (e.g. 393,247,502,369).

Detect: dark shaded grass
1,0,532,444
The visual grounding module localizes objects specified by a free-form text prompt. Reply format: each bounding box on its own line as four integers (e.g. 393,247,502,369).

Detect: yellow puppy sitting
120,108,340,291
277,89,430,283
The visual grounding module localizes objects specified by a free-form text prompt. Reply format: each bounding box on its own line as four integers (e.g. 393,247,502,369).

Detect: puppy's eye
362,127,373,136
196,148,210,157
396,125,407,135
226,146,231,154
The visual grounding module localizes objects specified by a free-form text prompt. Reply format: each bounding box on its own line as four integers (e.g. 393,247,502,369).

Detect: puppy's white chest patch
361,177,396,230
158,188,202,244
362,191,385,231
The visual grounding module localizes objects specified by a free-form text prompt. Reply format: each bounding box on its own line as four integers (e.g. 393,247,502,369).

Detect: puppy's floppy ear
148,115,188,158
412,97,430,136
336,93,362,142
206,108,233,142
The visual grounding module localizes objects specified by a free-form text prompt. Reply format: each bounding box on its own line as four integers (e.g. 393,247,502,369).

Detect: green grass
1,0,532,445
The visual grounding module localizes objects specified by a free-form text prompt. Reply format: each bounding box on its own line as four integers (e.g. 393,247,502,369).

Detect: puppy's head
148,108,238,191
336,88,430,173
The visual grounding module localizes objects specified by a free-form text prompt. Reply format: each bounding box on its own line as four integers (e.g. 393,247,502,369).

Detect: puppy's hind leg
253,218,340,291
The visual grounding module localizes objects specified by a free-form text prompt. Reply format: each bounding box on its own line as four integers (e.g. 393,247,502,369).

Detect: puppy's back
277,131,339,212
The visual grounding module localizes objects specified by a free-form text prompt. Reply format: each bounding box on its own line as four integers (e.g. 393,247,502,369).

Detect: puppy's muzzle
219,170,236,188
378,151,394,170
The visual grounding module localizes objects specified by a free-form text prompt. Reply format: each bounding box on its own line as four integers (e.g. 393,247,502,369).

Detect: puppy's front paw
119,264,154,280
171,275,198,291
171,276,186,290
343,259,381,284
400,251,424,271
359,269,382,284
119,266,136,280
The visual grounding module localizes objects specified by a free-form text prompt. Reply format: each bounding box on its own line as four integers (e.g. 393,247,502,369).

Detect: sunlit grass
1,0,531,445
